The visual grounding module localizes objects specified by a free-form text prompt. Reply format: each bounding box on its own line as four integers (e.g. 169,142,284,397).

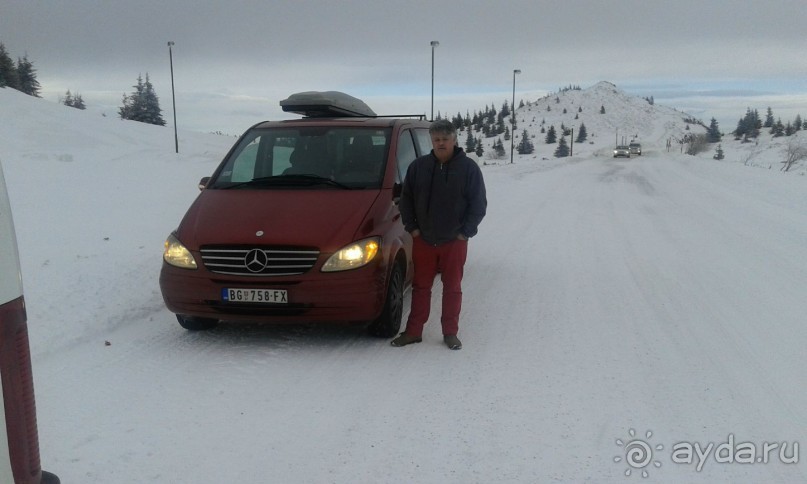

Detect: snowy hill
1,86,806,483
0,87,234,354
468,81,706,161
459,81,806,176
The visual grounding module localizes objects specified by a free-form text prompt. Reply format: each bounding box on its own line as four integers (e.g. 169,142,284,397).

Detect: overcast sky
3,0,806,135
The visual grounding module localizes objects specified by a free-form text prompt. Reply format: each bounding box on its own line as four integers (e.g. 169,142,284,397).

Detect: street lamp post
510,69,521,164
168,41,178,154
430,41,439,121
570,126,574,157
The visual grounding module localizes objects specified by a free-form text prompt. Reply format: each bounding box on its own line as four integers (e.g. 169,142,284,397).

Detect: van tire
176,314,218,331
367,262,403,338
41,471,61,484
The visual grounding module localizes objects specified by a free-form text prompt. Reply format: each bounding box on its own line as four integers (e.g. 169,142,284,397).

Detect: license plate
222,288,288,304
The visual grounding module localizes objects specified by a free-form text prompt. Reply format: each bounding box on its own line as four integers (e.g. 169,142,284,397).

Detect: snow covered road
29,152,806,483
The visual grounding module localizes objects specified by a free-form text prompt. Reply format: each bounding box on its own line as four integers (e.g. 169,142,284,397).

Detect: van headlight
322,237,380,272
163,233,197,269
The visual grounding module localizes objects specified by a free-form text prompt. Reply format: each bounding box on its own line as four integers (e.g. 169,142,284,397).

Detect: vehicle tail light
0,296,43,484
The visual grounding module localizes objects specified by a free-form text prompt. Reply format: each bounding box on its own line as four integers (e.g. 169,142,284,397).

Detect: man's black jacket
399,147,487,246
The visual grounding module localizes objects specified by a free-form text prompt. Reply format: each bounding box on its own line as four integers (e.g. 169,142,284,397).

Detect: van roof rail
371,114,427,120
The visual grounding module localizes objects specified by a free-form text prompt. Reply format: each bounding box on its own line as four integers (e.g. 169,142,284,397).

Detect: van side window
414,129,433,157
396,130,418,182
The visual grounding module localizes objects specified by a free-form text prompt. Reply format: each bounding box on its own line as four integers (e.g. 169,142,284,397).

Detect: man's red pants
403,237,468,337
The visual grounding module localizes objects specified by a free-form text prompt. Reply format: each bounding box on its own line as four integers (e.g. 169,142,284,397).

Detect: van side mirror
198,177,210,191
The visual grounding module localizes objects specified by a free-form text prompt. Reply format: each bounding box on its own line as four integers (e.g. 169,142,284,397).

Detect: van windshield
210,127,391,189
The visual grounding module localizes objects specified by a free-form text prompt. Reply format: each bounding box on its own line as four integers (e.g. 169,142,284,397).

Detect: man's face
430,131,456,162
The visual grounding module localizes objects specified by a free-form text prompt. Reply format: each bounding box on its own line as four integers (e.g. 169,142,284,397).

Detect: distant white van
0,160,59,483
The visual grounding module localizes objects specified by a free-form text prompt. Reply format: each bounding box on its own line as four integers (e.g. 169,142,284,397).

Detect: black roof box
280,91,376,118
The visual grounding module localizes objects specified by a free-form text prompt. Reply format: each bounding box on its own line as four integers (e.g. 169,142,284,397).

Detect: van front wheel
367,263,403,338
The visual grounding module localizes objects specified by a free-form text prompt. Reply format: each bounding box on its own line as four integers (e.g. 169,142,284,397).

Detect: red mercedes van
0,161,59,483
159,92,433,337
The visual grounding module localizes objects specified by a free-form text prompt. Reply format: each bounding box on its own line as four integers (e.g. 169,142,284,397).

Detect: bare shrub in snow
781,136,807,172
685,134,710,155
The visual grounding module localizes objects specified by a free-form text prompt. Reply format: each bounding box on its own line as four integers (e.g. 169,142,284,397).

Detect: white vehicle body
0,161,59,484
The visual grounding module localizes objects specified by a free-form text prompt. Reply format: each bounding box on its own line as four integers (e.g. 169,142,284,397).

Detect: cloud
5,0,806,134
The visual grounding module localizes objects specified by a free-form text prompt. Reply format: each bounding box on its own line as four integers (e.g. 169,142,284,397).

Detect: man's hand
457,233,468,241
411,229,421,238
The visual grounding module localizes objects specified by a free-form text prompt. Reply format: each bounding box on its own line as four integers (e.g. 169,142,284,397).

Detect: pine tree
72,93,86,110
734,108,760,139
496,118,505,136
763,107,774,128
545,125,557,144
475,139,484,157
707,118,721,143
119,73,166,126
794,114,802,131
15,55,41,97
517,129,534,154
575,123,588,143
64,90,86,110
600,105,606,114
734,117,745,140
561,123,571,136
142,74,165,125
503,125,510,141
452,112,463,130
465,129,476,152
554,136,569,158
771,118,785,137
713,144,724,160
0,43,19,89
494,138,506,157
500,100,510,119
487,104,497,125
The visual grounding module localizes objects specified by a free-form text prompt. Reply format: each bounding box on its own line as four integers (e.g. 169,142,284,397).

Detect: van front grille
200,246,319,276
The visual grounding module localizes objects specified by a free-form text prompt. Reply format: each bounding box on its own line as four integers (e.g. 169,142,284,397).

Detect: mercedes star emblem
244,249,269,273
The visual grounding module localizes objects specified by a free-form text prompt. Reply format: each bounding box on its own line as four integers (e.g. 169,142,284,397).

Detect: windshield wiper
220,174,353,190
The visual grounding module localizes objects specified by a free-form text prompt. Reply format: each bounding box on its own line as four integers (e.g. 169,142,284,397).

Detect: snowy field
1,87,805,483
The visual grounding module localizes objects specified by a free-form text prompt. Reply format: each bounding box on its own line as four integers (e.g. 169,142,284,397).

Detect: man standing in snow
391,119,487,350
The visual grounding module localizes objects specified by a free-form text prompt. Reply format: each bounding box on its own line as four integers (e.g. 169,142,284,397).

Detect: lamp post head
514,69,521,75
168,41,175,47
430,41,439,47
